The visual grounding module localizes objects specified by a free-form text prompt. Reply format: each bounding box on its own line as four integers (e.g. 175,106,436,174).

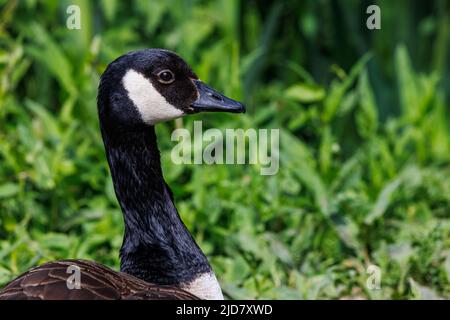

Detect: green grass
0,0,449,299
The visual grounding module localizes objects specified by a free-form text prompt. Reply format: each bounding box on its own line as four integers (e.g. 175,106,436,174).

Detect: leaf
445,251,450,282
25,24,77,96
356,69,378,138
222,283,254,300
331,152,362,191
285,83,325,103
388,243,414,265
286,61,315,84
0,183,19,198
101,0,118,22
280,131,330,217
330,214,361,251
319,126,332,175
265,233,293,265
395,45,418,121
295,161,331,217
365,177,402,225
25,99,59,138
409,278,444,300
322,53,372,122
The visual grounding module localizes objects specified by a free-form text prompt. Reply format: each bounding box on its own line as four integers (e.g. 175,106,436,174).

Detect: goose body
0,49,245,300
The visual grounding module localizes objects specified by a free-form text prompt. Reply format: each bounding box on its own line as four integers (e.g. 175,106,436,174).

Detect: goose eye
157,70,175,84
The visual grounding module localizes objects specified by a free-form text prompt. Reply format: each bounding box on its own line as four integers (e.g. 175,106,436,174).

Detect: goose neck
100,125,212,286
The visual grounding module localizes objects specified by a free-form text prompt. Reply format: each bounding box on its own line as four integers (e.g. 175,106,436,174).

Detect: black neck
100,124,211,285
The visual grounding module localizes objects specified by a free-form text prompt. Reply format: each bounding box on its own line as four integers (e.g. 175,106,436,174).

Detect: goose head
98,49,245,129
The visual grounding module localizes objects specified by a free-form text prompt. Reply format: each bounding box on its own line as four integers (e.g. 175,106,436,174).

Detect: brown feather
0,260,199,300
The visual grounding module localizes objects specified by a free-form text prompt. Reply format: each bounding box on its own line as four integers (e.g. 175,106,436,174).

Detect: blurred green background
0,0,449,299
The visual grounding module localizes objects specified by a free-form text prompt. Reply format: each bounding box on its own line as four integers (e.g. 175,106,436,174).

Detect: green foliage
0,0,449,299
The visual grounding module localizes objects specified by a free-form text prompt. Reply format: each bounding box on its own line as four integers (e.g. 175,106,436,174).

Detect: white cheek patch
122,69,184,125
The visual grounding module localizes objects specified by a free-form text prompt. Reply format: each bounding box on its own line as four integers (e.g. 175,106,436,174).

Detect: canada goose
0,49,245,300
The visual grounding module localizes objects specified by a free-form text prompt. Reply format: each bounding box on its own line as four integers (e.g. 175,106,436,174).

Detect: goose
0,49,245,300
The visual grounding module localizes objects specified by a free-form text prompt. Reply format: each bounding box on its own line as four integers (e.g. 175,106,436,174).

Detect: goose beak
191,80,245,114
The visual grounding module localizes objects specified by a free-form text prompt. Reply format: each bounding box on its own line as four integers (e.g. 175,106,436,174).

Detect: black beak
191,80,245,114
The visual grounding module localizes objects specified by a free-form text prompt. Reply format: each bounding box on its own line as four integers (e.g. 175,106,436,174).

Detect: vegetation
0,0,449,299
